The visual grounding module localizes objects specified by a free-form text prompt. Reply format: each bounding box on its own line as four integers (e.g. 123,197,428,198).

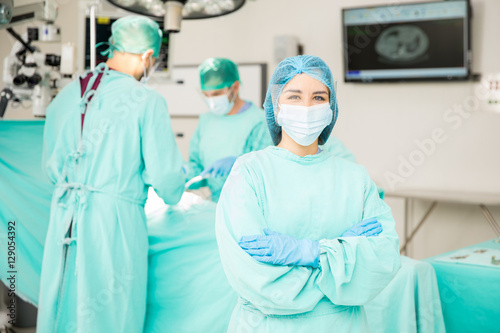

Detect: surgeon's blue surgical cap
263,55,338,146
97,16,163,58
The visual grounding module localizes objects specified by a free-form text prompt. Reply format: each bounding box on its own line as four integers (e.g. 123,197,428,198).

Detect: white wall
1,0,499,259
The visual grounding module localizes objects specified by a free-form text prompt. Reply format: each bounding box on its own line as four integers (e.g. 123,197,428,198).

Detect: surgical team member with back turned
185,58,272,201
216,55,401,332
38,16,185,332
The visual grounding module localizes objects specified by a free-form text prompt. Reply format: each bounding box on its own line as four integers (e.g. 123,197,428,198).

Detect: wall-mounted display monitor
342,0,471,82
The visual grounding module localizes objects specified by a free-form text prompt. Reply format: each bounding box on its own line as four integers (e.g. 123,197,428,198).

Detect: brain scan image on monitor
375,25,430,64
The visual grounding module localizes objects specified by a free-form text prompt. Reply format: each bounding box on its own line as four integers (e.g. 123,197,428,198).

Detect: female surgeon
215,55,401,331
185,58,272,202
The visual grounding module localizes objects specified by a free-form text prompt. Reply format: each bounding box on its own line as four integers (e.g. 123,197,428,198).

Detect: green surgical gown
216,147,401,332
186,103,272,201
38,69,185,332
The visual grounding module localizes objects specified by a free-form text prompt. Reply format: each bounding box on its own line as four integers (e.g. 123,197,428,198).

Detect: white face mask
277,103,332,146
205,87,236,116
140,54,156,84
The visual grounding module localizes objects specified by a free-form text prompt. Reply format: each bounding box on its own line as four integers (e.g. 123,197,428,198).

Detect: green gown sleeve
316,171,400,305
42,82,78,184
216,159,401,316
184,120,206,188
242,120,273,154
140,94,185,205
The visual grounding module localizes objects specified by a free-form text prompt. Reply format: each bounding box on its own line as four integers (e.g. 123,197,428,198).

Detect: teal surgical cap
97,15,162,58
264,55,339,146
199,58,240,91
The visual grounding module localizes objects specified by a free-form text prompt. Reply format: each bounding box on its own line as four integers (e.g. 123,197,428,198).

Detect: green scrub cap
97,16,162,58
199,58,240,91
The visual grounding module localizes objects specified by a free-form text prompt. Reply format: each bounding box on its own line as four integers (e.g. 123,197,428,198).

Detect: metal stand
400,200,438,254
479,204,500,236
399,199,500,254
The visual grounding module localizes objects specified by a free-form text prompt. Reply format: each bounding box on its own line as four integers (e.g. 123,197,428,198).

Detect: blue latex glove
341,218,383,237
201,156,237,178
239,229,320,268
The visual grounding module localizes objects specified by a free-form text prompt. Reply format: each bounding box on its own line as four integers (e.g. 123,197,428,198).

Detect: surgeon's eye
287,95,300,100
313,95,326,101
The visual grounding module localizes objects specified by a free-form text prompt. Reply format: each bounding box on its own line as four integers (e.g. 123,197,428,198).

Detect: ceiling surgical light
107,0,246,32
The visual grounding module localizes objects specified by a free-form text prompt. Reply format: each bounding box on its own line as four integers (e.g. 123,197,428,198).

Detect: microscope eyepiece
27,73,42,87
13,74,27,86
